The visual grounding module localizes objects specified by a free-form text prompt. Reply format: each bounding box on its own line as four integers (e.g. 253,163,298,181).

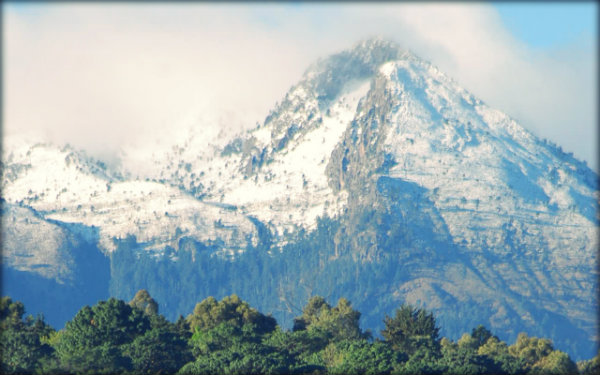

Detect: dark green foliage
181,296,296,375
438,336,503,375
183,322,296,374
322,339,405,375
54,298,148,373
54,292,192,374
186,294,276,335
394,346,445,375
264,328,330,373
0,297,55,374
0,296,25,323
189,322,255,356
175,314,192,340
381,304,440,355
3,286,585,374
179,342,292,375
577,350,600,375
477,336,527,374
129,289,159,316
123,314,192,374
470,325,497,349
293,296,369,342
266,327,330,360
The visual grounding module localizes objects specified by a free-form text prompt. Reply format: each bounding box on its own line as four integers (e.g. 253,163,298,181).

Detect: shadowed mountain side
1,205,110,328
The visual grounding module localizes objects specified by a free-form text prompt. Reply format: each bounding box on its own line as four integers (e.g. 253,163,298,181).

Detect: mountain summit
2,39,598,360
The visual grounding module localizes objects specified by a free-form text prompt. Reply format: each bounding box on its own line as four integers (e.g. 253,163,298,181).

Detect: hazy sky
3,2,598,170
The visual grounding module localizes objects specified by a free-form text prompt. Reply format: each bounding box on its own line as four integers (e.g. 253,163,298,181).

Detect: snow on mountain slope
321,44,598,343
148,81,373,238
43,180,259,255
2,135,259,255
161,40,408,238
171,39,597,260
2,204,77,284
374,58,598,265
3,133,117,209
4,37,596,278
217,80,370,237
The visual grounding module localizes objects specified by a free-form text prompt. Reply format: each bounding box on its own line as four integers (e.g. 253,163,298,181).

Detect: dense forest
1,291,597,374
109,215,594,360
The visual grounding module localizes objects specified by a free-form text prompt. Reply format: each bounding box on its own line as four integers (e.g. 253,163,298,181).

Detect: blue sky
10,2,594,47
493,2,596,48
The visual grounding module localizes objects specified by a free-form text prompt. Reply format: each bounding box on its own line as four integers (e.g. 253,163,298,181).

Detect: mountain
1,134,261,256
2,38,597,360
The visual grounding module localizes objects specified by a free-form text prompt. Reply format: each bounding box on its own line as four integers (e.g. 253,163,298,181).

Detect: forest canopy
0,292,596,375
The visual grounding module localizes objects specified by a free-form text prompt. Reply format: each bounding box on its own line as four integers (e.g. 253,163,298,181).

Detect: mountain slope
2,38,597,359
164,38,598,357
2,134,262,256
324,52,598,336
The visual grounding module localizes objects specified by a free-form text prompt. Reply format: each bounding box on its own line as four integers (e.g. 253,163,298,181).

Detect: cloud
3,4,312,164
3,3,597,170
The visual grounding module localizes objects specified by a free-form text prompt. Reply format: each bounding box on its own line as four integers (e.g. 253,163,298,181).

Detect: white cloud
3,4,320,165
3,3,597,170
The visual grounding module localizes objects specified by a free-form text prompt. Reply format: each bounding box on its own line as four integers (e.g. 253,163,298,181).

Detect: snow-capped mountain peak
2,38,597,359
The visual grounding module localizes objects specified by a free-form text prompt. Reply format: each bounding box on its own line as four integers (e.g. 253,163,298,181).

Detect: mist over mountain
2,39,597,360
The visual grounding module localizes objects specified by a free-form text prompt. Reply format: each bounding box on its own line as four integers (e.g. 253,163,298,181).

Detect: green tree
438,335,501,374
129,289,159,316
266,327,327,357
124,314,192,374
322,339,405,375
54,297,150,374
470,325,496,349
457,333,479,351
477,336,526,374
265,326,329,370
0,297,25,323
182,322,294,374
182,296,292,374
508,332,553,371
186,295,276,335
174,314,193,343
381,304,440,355
179,341,292,375
394,346,445,375
506,332,577,374
577,350,600,375
189,322,252,356
293,296,368,342
0,297,55,374
531,350,578,374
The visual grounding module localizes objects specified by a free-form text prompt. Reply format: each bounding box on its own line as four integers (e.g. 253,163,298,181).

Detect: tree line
1,291,597,374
